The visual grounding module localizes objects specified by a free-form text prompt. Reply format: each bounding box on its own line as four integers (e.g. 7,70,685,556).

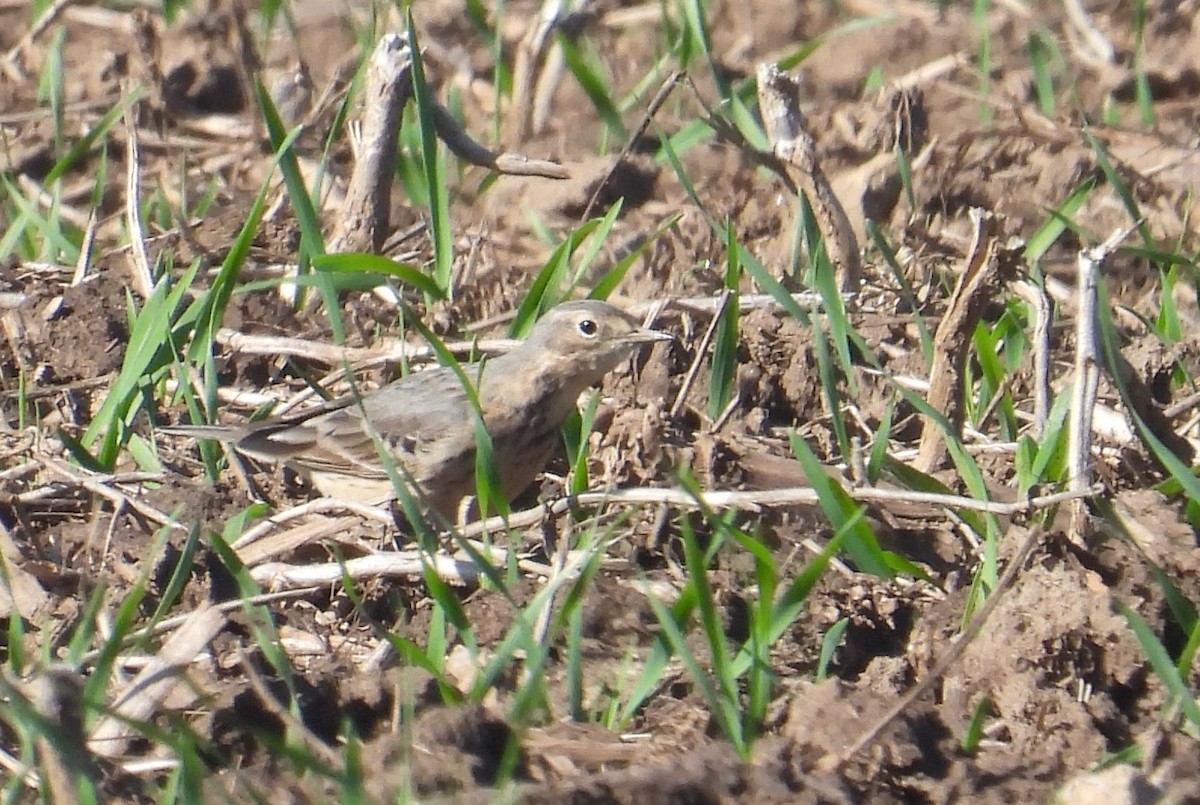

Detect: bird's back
237,364,479,507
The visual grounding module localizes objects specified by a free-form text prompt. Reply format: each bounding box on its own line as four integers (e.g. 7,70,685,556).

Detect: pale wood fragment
757,63,863,293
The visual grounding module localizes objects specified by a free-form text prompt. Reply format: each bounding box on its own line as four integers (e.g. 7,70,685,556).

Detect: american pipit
164,300,671,517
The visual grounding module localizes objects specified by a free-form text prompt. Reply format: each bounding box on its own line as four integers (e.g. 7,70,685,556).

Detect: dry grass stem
251,552,483,589
915,210,1020,472
432,103,569,179
88,606,226,759
508,0,573,141
574,484,1099,517
2,0,73,81
121,85,154,299
756,62,863,293
1067,225,1137,538
328,34,412,254
1011,280,1052,437
829,525,1044,769
669,289,730,419
581,70,684,221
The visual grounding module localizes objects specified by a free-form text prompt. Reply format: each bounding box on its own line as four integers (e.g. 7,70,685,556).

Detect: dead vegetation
2,1,1200,803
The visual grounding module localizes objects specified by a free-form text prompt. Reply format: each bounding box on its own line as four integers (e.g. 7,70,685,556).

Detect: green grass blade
185,125,306,367
82,260,201,464
1025,177,1095,264
1083,131,1152,248
254,78,342,336
1097,279,1200,506
867,399,895,484
558,33,627,139
37,28,66,151
406,18,455,297
1026,30,1057,116
0,175,81,262
643,567,746,756
589,213,683,299
815,617,849,681
788,432,891,577
1118,603,1200,730
730,525,849,678
510,218,604,336
960,696,992,753
873,220,936,364
708,225,741,421
775,15,894,71
972,0,993,124
618,585,698,724
569,200,623,288
312,252,445,299
1131,0,1155,126
45,89,142,185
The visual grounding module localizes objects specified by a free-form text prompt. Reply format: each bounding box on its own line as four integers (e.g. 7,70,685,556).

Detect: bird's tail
157,424,243,442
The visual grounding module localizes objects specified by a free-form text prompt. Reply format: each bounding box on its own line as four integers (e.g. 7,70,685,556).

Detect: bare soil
3,1,1200,803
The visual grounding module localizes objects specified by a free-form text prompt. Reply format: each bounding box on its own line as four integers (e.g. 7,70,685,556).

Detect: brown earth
2,1,1200,803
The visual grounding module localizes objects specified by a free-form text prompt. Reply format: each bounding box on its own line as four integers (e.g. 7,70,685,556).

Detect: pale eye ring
577,318,599,337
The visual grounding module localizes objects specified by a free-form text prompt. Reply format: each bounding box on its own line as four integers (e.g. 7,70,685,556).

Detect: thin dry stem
121,85,154,299
756,62,862,293
252,551,481,588
1067,225,1137,539
669,290,730,419
530,33,568,135
573,484,1099,517
508,0,568,142
1012,280,1052,437
580,70,684,221
828,524,1044,769
329,34,413,254
914,210,1020,472
2,0,74,81
1062,0,1115,67
432,104,568,178
88,606,226,759
40,461,176,530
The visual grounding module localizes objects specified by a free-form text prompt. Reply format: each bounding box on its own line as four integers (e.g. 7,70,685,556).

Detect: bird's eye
577,318,599,337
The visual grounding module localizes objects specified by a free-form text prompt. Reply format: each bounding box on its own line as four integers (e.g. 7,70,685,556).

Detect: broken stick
757,63,863,293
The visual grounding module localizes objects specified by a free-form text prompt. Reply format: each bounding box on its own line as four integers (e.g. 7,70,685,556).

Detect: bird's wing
160,391,364,445
238,365,479,481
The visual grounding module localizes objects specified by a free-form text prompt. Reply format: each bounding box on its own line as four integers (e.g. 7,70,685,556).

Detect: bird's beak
625,328,675,345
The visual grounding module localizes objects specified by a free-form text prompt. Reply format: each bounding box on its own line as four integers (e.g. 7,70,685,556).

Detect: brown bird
164,300,671,517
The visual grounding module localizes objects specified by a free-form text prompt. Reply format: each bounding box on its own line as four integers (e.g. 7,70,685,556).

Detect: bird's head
517,300,673,380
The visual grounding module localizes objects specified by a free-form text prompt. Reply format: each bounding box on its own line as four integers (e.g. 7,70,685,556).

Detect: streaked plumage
164,301,671,517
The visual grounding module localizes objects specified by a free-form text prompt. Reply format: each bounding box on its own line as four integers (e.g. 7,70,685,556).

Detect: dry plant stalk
328,34,413,254
431,104,569,179
254,552,478,589
1063,0,1115,67
88,606,226,759
828,524,1043,770
756,63,862,293
235,515,361,567
121,79,154,299
1011,280,1052,438
914,210,1020,473
580,70,684,221
1,0,75,82
1066,224,1151,539
508,0,571,142
128,9,165,115
330,31,567,255
230,483,1094,593
1067,236,1105,539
